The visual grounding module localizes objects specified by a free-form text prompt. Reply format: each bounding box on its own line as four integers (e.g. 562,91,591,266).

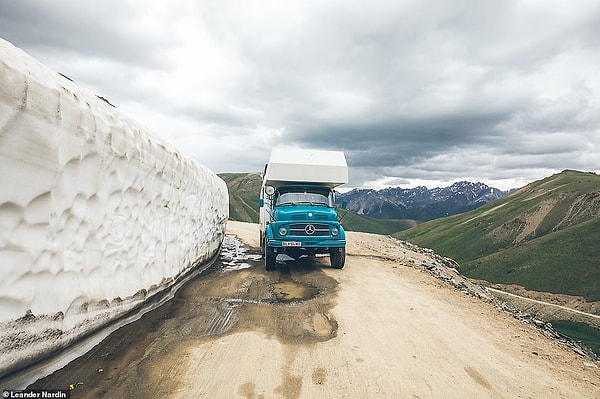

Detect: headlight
332,227,339,236
279,226,288,236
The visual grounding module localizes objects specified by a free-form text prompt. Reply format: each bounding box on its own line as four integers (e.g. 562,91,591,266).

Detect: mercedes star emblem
304,224,316,235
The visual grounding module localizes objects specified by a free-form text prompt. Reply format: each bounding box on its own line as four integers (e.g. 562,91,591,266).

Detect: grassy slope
218,172,263,223
338,209,419,235
397,170,600,301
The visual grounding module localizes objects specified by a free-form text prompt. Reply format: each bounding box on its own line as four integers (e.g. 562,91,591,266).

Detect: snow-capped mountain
337,181,507,221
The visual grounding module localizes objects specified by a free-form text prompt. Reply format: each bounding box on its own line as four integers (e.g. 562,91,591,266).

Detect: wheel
330,247,345,269
265,245,277,271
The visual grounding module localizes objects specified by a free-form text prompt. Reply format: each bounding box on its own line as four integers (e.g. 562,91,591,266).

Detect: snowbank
0,38,228,377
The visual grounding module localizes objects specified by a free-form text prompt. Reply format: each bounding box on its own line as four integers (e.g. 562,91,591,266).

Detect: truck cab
259,149,348,270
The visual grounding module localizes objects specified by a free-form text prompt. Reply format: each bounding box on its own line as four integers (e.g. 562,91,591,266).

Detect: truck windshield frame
274,185,334,208
276,192,331,207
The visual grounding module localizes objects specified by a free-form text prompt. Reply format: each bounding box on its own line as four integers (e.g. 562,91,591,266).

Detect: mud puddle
272,279,319,302
25,236,340,398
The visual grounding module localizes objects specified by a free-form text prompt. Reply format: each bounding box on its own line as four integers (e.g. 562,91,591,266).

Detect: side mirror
342,201,348,210
259,199,264,208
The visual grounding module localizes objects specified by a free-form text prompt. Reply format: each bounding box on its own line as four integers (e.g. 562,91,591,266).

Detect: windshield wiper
295,201,328,207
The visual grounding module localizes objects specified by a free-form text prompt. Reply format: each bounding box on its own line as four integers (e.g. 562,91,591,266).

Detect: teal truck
259,149,348,271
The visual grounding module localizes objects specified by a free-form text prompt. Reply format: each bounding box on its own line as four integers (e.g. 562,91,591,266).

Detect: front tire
265,245,277,271
330,247,345,269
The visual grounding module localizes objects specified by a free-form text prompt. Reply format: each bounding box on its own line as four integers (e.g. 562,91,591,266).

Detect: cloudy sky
1,0,599,191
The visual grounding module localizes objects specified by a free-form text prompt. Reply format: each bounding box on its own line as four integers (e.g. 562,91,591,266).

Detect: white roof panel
265,148,348,188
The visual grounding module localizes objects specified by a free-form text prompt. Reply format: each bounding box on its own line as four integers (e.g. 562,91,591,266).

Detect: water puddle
214,236,322,305
271,264,321,303
271,280,319,302
21,235,340,394
219,235,262,272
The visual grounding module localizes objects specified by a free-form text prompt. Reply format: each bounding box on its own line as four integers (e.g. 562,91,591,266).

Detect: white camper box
263,148,348,188
259,149,348,242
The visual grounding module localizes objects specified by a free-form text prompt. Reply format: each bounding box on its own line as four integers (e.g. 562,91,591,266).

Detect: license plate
282,241,302,247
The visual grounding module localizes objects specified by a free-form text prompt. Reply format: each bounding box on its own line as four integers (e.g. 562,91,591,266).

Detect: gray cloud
0,0,175,68
1,0,599,191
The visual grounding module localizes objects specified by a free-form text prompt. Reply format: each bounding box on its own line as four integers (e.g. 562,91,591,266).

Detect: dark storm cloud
0,0,173,68
1,0,599,190
290,110,511,167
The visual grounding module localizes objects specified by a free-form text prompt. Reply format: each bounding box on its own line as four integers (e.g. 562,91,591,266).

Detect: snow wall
0,39,229,377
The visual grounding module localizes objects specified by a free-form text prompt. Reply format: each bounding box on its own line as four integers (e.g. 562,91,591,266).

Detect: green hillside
219,172,417,234
218,172,263,223
338,208,419,235
397,170,600,301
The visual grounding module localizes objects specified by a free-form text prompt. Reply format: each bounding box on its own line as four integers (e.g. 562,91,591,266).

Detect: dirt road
29,221,599,398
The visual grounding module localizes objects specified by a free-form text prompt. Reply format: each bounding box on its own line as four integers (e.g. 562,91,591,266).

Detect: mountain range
218,173,509,227
337,181,508,221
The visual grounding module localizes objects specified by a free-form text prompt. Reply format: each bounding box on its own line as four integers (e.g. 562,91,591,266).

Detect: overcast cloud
1,0,599,190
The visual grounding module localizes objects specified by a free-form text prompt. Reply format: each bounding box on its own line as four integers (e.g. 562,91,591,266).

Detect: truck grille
290,213,329,220
288,223,330,236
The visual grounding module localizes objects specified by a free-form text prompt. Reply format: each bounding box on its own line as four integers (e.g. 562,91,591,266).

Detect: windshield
276,191,331,207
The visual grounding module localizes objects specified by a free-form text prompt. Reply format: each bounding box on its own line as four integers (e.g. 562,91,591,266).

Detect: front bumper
267,237,346,249
266,220,346,250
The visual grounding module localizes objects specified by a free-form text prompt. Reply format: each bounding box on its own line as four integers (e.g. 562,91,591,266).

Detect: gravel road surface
28,221,599,398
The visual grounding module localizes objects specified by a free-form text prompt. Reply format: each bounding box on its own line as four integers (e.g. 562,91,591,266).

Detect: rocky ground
24,221,600,398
